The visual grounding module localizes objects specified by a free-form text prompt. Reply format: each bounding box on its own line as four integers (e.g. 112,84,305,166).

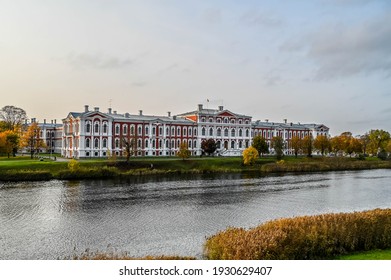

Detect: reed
204,208,391,260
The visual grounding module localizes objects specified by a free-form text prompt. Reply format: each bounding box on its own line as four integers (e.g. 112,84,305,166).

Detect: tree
302,135,313,157
360,133,370,155
177,142,191,160
122,135,135,163
0,130,19,158
201,139,217,156
290,136,302,158
330,136,344,156
0,105,27,131
252,135,269,156
346,137,362,157
271,136,284,160
21,122,45,158
242,146,259,165
368,129,390,155
313,135,330,156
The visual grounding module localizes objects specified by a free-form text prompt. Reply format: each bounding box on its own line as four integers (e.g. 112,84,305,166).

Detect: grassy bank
0,155,390,182
204,208,391,260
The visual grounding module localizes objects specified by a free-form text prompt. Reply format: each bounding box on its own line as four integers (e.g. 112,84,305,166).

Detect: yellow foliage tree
177,142,191,160
242,146,259,165
21,122,45,159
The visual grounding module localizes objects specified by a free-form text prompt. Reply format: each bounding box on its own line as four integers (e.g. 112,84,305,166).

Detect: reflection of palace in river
32,103,330,158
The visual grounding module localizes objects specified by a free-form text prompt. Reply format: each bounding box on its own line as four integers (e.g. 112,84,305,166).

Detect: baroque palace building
60,104,329,158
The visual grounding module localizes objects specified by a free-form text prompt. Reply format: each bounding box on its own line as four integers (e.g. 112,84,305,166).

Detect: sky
1,0,390,136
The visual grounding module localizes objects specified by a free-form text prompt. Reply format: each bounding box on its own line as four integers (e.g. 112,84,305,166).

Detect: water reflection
1,169,391,259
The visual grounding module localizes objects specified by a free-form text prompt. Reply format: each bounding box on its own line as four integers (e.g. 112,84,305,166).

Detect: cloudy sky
1,0,390,135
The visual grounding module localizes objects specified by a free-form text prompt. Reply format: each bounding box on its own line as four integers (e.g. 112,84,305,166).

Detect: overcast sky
1,0,390,135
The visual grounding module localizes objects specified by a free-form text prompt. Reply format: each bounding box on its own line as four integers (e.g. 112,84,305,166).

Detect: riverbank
0,156,390,182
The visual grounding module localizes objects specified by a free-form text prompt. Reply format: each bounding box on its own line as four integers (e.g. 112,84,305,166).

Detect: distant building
60,104,330,158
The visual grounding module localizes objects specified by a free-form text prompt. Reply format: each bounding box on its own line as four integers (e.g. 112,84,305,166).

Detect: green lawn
337,249,391,260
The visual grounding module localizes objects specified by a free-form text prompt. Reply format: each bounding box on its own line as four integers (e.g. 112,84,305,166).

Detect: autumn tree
313,135,330,156
0,130,20,157
302,135,313,157
21,122,45,158
346,137,363,157
0,105,27,131
242,146,259,165
360,133,370,155
201,139,217,156
177,142,191,160
290,136,302,158
271,136,284,160
330,136,344,156
122,136,135,163
252,135,269,156
368,129,390,155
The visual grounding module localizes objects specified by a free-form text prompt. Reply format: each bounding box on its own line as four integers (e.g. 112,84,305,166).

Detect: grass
337,249,391,260
0,155,390,182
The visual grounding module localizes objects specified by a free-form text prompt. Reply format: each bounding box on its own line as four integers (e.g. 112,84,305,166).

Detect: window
239,129,243,137
145,139,149,148
224,128,229,137
171,127,175,136
138,139,141,148
159,127,163,135
217,118,221,123
166,127,170,136
145,126,149,135
231,119,235,124
115,139,120,148
231,129,235,137
103,139,107,148
239,141,242,148
193,140,197,148
217,128,222,137
115,125,120,135
86,123,91,133
189,141,192,148
86,138,90,148
94,123,99,134
152,127,156,135
103,123,108,134
183,127,187,136
189,128,192,136
123,125,128,135
130,125,135,135
231,141,235,149
94,138,99,149
177,139,180,148
138,126,142,135
171,140,175,148
202,127,206,136
209,128,213,136
201,117,206,122
209,118,213,123
194,128,197,136
239,120,242,124
224,118,228,123
152,140,156,148
246,129,249,137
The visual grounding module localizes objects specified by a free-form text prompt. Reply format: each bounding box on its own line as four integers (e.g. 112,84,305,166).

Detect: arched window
189,127,192,136
177,139,181,148
231,129,236,137
209,118,213,123
137,139,141,148
152,140,156,148
94,138,99,149
94,123,99,133
166,127,170,136
171,140,175,148
123,125,128,135
130,125,135,135
189,141,192,148
145,139,149,148
231,141,235,149
246,129,249,137
145,126,149,135
86,138,90,148
194,128,197,136
103,139,107,148
86,123,91,133
239,129,243,137
115,125,120,135
239,141,242,148
177,127,181,136
171,127,175,136
217,128,222,137
183,127,187,136
152,127,156,135
138,126,142,135
103,123,108,134
202,127,206,136
209,128,213,136
115,139,120,148
224,128,229,137
194,140,197,148
224,118,228,123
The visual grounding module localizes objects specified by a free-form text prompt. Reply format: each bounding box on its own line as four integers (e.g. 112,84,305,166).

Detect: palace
56,104,329,158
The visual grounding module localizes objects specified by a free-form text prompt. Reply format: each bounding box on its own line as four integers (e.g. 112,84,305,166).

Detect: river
1,169,391,259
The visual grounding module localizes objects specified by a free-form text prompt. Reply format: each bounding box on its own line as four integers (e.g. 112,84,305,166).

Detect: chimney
54,119,56,124
265,119,269,123
94,107,99,112
198,104,203,111
284,119,287,124
51,120,53,124
173,116,177,120
108,108,112,114
113,110,117,115
167,111,171,117
44,119,46,124
218,105,224,111
139,110,143,116
84,105,89,112
125,113,130,118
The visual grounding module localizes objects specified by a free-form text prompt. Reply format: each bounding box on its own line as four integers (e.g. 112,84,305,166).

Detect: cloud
202,8,222,24
306,15,391,79
240,9,282,28
67,53,133,70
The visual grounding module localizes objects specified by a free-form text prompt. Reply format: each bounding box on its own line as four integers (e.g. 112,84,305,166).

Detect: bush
378,150,388,160
68,159,80,172
242,146,259,165
204,208,391,260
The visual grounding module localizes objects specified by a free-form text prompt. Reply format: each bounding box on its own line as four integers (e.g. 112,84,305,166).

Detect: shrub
204,208,391,260
378,150,388,160
242,146,259,165
68,159,80,172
